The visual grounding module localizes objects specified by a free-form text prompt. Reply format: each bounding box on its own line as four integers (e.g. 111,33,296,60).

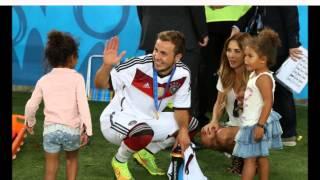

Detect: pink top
25,68,92,136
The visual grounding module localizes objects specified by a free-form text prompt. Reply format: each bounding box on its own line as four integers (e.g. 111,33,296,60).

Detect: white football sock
115,142,134,163
146,136,175,154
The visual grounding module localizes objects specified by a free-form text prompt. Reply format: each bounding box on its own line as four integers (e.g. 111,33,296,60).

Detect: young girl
25,30,92,180
232,28,283,180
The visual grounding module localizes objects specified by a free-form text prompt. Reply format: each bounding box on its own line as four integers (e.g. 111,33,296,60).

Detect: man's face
152,39,181,75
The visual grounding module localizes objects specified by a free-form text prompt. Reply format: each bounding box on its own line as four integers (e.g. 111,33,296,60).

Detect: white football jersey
102,54,191,120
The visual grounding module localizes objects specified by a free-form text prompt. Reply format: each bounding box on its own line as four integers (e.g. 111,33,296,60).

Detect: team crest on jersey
169,81,181,94
128,120,138,126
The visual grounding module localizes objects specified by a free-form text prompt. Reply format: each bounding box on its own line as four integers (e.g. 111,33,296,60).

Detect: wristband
257,123,265,128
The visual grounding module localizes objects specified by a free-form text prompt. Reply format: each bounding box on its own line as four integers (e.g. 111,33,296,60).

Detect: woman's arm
201,91,225,134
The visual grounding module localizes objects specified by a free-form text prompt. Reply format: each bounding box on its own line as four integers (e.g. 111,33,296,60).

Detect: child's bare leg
257,157,269,180
65,150,79,180
45,152,60,180
242,157,257,180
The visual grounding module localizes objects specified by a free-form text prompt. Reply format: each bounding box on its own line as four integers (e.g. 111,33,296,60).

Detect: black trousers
273,81,297,138
181,48,202,117
198,21,235,123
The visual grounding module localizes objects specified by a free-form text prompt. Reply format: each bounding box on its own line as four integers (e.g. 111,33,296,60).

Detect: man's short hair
157,30,185,55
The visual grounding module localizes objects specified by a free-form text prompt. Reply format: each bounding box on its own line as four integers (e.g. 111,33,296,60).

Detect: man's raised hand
103,36,126,66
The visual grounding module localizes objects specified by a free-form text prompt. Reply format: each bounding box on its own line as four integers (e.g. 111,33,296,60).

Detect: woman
201,32,250,175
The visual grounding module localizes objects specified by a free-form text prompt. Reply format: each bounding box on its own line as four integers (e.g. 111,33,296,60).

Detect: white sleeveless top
240,71,275,126
216,77,241,126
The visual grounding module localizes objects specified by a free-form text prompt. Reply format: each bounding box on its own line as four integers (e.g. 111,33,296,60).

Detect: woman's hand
201,121,220,135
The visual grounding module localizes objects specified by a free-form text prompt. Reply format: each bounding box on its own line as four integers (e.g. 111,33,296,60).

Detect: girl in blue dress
232,28,283,180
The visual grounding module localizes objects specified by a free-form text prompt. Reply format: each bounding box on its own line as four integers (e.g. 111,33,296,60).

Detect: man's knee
123,123,154,151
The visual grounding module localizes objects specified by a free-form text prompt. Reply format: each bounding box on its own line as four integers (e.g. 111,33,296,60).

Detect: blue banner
12,6,308,101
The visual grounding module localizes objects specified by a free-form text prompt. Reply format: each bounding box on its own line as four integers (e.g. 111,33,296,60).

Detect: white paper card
275,46,308,94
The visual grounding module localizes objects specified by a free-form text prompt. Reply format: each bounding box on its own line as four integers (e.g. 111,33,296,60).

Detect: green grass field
12,92,308,180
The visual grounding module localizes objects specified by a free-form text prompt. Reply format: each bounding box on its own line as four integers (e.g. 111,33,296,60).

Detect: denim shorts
43,124,80,153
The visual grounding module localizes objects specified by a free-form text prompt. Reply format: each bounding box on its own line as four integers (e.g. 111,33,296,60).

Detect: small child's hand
254,126,264,141
80,133,89,147
26,126,34,135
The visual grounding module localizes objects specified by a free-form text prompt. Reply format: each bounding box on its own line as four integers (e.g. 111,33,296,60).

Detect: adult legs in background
198,22,234,128
181,48,202,118
273,81,297,146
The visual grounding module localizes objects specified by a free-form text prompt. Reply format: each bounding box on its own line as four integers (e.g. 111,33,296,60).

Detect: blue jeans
43,124,80,153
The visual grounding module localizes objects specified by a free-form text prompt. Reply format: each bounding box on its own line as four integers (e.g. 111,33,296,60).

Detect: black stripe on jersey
188,117,198,131
108,74,114,91
128,123,153,137
110,122,127,135
120,97,125,111
115,121,129,130
115,55,153,72
109,112,129,135
111,127,127,136
116,58,153,72
176,62,190,73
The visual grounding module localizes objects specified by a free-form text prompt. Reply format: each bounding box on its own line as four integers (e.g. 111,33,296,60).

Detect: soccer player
95,30,198,180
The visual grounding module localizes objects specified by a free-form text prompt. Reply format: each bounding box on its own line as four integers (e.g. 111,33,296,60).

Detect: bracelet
257,123,265,128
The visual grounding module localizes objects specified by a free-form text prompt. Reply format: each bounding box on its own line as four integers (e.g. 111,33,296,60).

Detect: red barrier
12,114,27,160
